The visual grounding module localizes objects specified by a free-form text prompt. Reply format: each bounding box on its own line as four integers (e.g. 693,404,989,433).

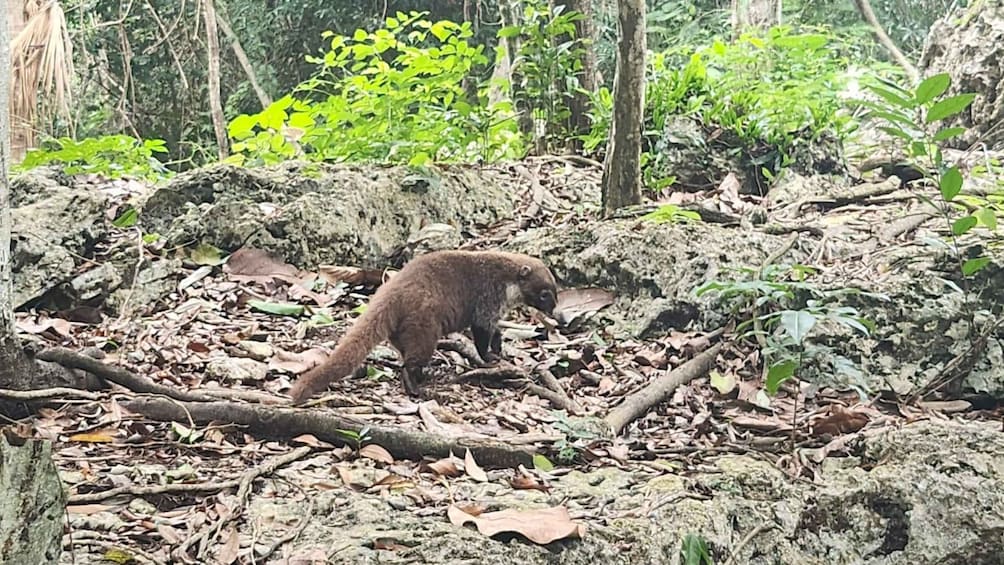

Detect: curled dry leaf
319,265,394,287
447,505,586,545
553,288,614,326
464,449,488,482
225,247,308,285
360,444,395,465
510,475,550,492
291,434,334,449
424,457,462,477
16,316,73,338
811,405,870,437
268,347,331,374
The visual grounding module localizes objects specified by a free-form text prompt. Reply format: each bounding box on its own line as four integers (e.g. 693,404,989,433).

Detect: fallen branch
122,397,538,469
35,347,216,403
173,446,312,562
0,387,101,401
604,343,723,436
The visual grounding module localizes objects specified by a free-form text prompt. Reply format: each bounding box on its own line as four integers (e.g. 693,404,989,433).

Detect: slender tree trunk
852,0,919,83
6,0,27,161
499,0,535,147
1,0,19,366
731,0,781,38
203,0,229,159
0,13,66,563
601,0,645,214
215,9,272,109
561,0,597,153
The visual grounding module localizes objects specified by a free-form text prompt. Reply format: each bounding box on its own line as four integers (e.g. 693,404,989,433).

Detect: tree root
36,347,216,402
123,397,538,469
604,343,723,436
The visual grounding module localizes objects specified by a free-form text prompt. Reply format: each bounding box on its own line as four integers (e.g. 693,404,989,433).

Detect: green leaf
939,167,963,201
352,28,368,41
532,454,554,472
709,370,737,395
914,73,951,105
765,360,798,395
142,232,161,244
962,256,991,276
112,207,139,228
247,300,306,317
952,215,977,236
877,126,913,143
925,93,976,123
680,534,712,565
191,242,226,266
933,127,966,142
779,310,817,344
974,208,998,230
869,85,914,109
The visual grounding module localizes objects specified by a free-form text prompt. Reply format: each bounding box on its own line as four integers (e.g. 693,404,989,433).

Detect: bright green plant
641,203,698,224
16,135,171,181
227,12,521,167
696,264,875,400
680,533,715,565
861,73,988,280
501,0,587,153
588,26,859,189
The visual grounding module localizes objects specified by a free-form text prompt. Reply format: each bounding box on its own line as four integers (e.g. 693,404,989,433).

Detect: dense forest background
14,0,967,173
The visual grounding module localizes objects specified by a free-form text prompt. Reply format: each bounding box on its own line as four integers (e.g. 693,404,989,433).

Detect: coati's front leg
472,325,502,365
392,320,439,397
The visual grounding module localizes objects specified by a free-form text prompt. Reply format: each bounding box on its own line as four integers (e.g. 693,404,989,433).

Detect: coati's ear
518,264,533,279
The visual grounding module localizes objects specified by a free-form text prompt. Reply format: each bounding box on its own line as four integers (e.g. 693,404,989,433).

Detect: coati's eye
539,289,553,301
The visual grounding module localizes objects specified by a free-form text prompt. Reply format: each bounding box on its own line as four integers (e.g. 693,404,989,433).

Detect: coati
287,250,558,403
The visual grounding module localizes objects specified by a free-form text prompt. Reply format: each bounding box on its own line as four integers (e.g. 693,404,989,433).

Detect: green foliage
16,135,170,180
228,12,521,167
696,264,873,396
502,0,587,152
680,533,715,565
588,26,858,188
861,73,990,280
641,204,700,224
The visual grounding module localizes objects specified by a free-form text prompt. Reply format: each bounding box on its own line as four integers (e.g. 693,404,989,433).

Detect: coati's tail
287,303,394,403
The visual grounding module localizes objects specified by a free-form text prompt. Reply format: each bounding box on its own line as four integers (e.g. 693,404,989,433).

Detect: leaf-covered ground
12,158,1004,564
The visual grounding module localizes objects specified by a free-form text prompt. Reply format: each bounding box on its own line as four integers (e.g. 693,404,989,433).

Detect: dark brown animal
288,250,558,403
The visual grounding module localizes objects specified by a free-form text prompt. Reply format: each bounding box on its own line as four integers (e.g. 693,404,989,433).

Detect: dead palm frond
10,0,74,148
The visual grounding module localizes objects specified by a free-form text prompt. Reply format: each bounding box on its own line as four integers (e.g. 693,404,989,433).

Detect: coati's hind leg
472,325,502,365
391,321,439,397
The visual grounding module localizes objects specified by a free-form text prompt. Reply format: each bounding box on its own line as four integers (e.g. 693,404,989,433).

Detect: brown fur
287,250,558,403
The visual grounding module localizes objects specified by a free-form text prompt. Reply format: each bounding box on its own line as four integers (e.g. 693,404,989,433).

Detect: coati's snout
517,262,558,316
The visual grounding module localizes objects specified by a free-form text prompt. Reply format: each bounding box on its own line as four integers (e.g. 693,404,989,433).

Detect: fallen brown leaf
811,405,870,437
318,265,394,287
554,288,614,326
424,457,462,477
268,347,331,374
447,505,586,544
360,444,394,464
464,449,488,482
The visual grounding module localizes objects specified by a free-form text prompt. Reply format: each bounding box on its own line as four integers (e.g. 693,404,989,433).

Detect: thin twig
0,387,102,400
172,446,313,562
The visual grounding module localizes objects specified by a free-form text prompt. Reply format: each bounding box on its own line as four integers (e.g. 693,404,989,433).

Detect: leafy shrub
502,0,587,152
588,26,860,187
227,12,522,167
16,135,170,180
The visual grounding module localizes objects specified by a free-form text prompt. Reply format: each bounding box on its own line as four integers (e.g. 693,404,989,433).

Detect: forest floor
13,159,1003,564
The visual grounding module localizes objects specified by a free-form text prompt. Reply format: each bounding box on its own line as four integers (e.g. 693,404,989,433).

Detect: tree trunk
0,10,66,563
203,0,230,159
6,0,27,162
601,0,645,215
499,0,535,146
731,0,781,37
852,0,919,83
0,435,66,563
561,0,598,153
